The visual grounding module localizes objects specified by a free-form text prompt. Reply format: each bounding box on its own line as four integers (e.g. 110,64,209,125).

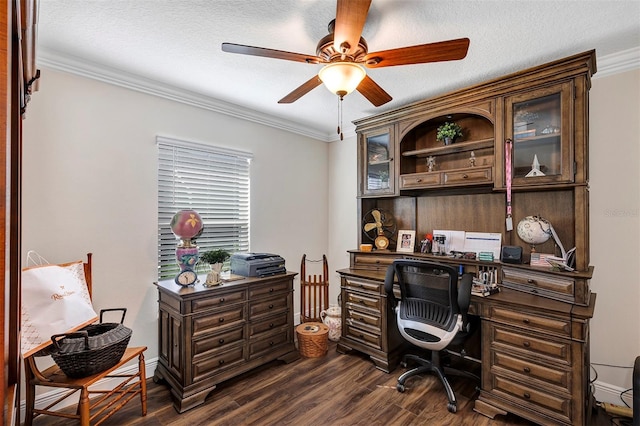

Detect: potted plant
200,249,231,286
436,122,464,145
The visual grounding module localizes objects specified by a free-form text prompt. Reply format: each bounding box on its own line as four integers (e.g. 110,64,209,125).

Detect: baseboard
593,379,633,407
20,356,159,421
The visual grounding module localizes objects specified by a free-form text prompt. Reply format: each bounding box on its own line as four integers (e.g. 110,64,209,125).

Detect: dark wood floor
31,341,613,425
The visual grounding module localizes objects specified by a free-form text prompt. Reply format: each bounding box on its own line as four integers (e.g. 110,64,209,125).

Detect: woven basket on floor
50,323,132,378
296,322,329,358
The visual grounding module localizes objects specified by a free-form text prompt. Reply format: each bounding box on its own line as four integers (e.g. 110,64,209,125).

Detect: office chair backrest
385,259,474,350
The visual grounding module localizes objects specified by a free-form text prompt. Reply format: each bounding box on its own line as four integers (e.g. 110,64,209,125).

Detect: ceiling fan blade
334,0,371,55
278,76,323,104
364,38,470,68
222,43,322,64
357,75,392,107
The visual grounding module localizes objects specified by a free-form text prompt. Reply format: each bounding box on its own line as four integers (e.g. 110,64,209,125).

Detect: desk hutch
337,50,597,426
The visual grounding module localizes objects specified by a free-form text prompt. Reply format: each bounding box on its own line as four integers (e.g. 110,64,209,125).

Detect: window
157,136,251,279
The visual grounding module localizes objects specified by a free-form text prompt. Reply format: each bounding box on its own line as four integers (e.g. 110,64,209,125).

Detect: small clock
175,269,198,286
375,235,390,250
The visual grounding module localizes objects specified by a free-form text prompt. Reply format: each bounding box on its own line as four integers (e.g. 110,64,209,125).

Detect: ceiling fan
221,0,470,107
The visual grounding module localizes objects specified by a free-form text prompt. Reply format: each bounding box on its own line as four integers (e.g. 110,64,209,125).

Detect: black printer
230,253,286,277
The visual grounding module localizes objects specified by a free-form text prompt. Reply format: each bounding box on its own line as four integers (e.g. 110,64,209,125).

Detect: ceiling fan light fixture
318,62,366,97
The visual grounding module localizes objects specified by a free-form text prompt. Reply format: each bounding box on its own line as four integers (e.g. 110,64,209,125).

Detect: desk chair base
396,351,479,413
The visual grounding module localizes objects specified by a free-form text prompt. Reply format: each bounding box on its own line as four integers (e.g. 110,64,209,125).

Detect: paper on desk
463,232,502,259
433,230,466,253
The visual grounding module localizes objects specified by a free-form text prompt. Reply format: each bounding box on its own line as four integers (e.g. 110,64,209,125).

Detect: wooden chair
23,253,147,425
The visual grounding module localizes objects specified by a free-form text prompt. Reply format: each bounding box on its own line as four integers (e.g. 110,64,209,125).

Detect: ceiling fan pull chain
338,95,344,140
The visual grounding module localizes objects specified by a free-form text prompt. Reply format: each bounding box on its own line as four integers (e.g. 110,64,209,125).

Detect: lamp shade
318,62,366,96
170,209,204,242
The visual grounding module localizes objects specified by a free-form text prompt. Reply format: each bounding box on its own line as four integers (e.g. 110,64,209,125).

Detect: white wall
588,67,640,398
22,69,329,358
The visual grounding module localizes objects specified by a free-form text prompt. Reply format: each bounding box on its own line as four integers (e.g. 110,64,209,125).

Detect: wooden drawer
248,279,291,298
351,255,396,272
443,166,492,185
344,323,381,349
501,266,590,306
344,290,381,312
249,329,291,359
491,350,571,392
343,276,382,293
191,289,246,313
490,374,571,424
488,305,571,338
192,345,245,382
249,312,289,337
192,305,245,337
399,172,441,189
249,294,289,318
490,324,571,365
346,308,381,329
193,326,245,358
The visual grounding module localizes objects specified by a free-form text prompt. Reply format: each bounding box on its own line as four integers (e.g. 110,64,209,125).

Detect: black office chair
384,259,479,413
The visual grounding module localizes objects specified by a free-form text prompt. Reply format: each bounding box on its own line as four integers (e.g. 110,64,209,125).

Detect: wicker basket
50,323,132,378
296,322,329,358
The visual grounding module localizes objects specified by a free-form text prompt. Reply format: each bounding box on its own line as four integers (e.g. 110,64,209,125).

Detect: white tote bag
21,253,98,357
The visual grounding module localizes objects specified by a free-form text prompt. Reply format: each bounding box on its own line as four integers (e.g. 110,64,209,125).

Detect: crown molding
36,47,638,143
595,46,640,78
37,48,334,142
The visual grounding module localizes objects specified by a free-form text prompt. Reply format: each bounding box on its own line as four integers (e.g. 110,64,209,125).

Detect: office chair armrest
458,273,474,329
384,264,397,309
458,273,473,311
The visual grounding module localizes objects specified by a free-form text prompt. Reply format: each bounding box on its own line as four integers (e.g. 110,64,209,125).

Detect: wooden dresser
154,272,299,413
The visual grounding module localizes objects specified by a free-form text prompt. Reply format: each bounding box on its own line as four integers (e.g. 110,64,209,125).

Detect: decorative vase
320,305,342,342
205,262,224,286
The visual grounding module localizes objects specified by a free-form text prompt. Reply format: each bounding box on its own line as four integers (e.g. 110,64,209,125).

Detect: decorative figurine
525,154,545,177
469,151,476,167
427,156,436,172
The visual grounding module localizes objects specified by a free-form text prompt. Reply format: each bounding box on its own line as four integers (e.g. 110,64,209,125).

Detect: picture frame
396,230,416,253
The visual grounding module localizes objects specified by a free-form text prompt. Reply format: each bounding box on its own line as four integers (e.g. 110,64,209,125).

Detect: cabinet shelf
402,138,494,158
368,159,391,166
514,133,560,143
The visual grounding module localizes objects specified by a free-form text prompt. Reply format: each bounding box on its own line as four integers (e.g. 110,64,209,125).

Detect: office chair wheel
447,402,457,413
396,383,406,393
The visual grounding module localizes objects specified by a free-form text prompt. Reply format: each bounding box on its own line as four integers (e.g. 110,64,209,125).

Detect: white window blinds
157,136,252,279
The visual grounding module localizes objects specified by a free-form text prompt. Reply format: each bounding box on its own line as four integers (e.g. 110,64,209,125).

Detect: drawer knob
270,341,275,346
219,339,225,344
269,304,274,309
269,288,274,292
417,178,422,182
523,318,530,324
527,279,535,284
523,367,531,373
219,318,225,323
219,360,225,365
523,392,531,399
269,323,274,328
462,174,468,179
523,341,530,347
219,298,225,303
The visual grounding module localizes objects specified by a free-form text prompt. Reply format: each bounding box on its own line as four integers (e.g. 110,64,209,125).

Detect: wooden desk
336,267,596,426
153,272,299,413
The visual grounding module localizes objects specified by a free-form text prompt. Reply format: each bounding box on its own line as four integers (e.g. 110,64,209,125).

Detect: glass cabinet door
505,82,573,186
360,127,395,196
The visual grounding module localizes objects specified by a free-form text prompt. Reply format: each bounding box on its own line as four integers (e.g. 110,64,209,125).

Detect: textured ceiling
36,0,640,141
